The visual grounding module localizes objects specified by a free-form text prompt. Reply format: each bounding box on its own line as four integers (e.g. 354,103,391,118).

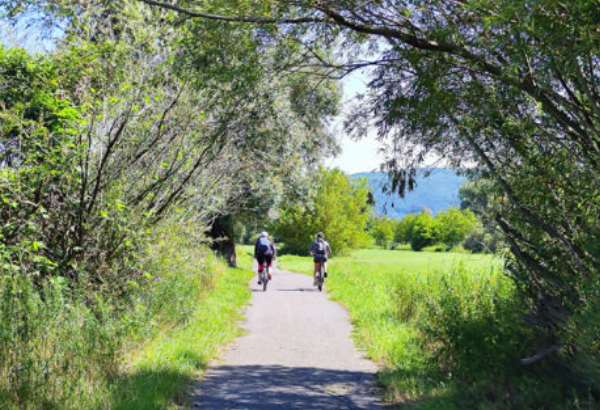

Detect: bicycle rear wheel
318,265,324,292
262,268,269,291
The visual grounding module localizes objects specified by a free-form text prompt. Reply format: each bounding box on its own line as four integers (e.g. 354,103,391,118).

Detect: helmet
260,231,269,238
316,232,324,239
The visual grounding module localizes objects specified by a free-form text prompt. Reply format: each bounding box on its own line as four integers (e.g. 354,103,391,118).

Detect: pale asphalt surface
191,269,385,409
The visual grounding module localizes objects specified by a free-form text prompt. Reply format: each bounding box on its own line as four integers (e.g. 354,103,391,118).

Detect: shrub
463,227,501,253
140,220,217,327
0,45,143,291
417,269,528,380
0,275,124,409
370,216,396,249
409,212,437,251
434,208,478,250
394,214,417,244
0,219,220,409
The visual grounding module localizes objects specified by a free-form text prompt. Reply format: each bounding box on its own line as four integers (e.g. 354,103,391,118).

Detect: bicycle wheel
262,267,268,291
318,265,324,292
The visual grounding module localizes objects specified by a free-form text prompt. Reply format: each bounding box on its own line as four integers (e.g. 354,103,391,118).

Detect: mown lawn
269,248,508,409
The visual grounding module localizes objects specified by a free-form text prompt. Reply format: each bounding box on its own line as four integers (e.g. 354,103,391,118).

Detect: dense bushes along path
192,269,384,409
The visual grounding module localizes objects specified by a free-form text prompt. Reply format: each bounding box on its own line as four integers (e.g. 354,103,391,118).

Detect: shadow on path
193,365,385,409
276,288,320,292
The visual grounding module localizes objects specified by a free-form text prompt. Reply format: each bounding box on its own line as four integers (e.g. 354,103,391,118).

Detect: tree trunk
208,214,237,267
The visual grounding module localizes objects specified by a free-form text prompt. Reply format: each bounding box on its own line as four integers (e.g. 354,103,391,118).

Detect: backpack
257,237,273,256
314,240,326,256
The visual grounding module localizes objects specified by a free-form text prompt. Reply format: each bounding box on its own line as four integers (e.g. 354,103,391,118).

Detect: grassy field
274,248,497,277
243,247,526,409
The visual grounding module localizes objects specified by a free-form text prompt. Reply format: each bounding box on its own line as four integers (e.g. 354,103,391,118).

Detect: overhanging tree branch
138,0,324,24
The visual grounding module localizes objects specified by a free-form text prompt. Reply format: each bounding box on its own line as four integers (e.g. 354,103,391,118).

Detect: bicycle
315,261,325,292
258,263,270,291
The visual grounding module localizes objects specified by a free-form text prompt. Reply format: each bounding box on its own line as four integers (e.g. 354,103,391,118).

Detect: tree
394,213,417,244
1,46,84,280
409,211,437,252
460,177,504,253
435,208,478,250
272,169,370,255
7,0,600,383
370,217,395,249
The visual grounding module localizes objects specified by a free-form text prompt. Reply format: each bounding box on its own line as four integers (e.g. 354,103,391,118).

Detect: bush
140,220,217,327
416,269,528,380
0,275,124,409
370,216,396,249
463,227,500,253
410,212,437,251
0,45,143,291
394,214,417,244
434,208,478,250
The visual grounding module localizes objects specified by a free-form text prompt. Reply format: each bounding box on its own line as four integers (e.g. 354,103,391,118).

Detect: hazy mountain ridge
352,169,466,219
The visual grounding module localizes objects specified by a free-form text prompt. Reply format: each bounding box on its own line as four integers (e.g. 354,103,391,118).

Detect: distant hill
352,169,466,219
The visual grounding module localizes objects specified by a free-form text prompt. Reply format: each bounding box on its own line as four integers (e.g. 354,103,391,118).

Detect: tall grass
0,222,252,409
0,275,124,409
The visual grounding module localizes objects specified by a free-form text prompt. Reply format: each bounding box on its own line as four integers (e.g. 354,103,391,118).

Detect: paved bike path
191,269,384,409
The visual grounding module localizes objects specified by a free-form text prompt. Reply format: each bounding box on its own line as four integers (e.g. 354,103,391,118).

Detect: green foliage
392,209,480,252
463,226,501,254
109,260,253,410
1,45,79,277
409,212,437,251
0,45,143,291
272,168,371,255
315,0,600,383
394,213,417,244
435,208,478,250
418,270,527,381
0,218,241,409
460,177,504,253
138,220,216,328
0,2,336,408
0,275,124,409
369,216,395,249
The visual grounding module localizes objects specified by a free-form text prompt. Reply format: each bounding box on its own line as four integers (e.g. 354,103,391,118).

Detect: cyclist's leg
257,254,266,283
266,255,273,279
